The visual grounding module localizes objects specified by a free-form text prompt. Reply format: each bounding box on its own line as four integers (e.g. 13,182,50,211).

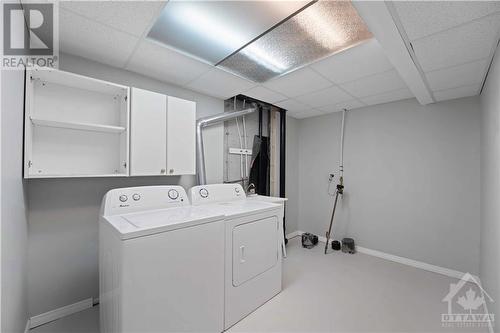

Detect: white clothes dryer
189,184,283,329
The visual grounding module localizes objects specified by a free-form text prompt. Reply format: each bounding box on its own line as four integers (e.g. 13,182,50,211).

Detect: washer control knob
199,188,209,198
235,187,241,194
132,193,141,201
168,189,179,200
119,194,128,202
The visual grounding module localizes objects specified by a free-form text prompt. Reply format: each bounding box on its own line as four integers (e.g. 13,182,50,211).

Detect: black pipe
258,107,263,138
266,108,271,195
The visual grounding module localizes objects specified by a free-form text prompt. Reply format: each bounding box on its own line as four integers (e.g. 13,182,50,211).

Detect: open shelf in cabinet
30,116,126,134
24,68,130,178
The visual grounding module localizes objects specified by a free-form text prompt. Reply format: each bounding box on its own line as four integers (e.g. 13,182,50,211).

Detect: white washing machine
99,186,226,333
189,184,283,329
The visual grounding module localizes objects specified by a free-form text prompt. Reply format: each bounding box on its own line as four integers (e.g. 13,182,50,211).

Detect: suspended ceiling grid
57,1,500,119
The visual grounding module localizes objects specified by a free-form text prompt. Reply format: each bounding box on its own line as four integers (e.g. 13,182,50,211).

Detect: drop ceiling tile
339,70,407,98
310,39,394,84
433,84,480,102
262,68,332,98
360,88,414,106
186,68,255,99
275,99,309,112
285,109,300,115
393,1,500,41
242,86,287,104
291,109,325,119
425,59,489,91
286,112,303,119
59,9,139,67
318,99,365,113
412,13,500,72
60,1,166,37
294,86,353,108
286,110,305,117
126,40,212,86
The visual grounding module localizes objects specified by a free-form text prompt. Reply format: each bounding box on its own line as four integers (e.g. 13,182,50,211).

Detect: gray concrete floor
31,237,488,333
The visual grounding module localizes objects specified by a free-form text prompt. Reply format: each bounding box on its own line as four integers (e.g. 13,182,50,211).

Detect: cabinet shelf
27,173,128,179
30,117,126,134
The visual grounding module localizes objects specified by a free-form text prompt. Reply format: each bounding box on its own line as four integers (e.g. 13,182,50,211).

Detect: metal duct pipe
339,109,346,180
196,104,257,185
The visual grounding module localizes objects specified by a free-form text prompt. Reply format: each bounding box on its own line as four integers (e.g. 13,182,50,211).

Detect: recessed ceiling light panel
218,1,373,82
148,1,309,64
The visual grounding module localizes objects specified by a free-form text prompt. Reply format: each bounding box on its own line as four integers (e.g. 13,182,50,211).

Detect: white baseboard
286,230,301,239
291,230,475,282
29,297,94,329
355,246,472,281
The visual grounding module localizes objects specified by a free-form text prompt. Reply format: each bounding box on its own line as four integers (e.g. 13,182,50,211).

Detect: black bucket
301,233,318,249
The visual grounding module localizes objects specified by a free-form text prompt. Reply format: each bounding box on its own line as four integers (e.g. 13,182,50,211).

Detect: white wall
480,44,500,328
1,69,29,332
285,116,299,234
27,54,225,316
297,97,481,274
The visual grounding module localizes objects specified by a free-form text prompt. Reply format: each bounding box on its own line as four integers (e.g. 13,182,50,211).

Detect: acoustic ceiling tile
411,13,500,72
425,59,489,91
186,68,256,99
433,84,480,102
126,40,213,86
242,86,287,104
290,109,325,119
59,9,139,67
310,39,394,84
318,99,365,113
393,1,500,41
263,68,332,98
360,88,414,106
275,99,310,112
60,1,166,37
295,86,353,108
339,70,407,98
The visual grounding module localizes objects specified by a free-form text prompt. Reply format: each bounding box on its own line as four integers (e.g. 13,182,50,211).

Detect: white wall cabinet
166,96,196,175
130,88,167,176
24,70,196,179
24,68,130,178
130,88,196,176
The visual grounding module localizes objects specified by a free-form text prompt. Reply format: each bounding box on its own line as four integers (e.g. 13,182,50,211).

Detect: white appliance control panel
102,186,189,215
190,184,245,205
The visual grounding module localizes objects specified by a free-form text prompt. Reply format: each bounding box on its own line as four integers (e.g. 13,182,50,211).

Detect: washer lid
104,206,225,240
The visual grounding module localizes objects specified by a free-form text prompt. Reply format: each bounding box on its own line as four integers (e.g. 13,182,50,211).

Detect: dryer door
232,216,278,286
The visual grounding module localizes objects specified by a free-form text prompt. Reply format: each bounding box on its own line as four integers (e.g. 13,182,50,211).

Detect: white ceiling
58,1,500,119
391,1,500,103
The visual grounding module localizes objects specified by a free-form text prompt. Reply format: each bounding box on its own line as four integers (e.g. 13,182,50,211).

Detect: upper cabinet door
130,88,167,176
166,96,196,175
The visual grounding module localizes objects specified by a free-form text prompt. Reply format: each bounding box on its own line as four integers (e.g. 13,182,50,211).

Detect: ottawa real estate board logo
441,273,494,329
2,1,59,69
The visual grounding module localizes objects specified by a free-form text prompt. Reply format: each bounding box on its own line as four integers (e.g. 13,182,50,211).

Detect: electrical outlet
329,173,335,181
